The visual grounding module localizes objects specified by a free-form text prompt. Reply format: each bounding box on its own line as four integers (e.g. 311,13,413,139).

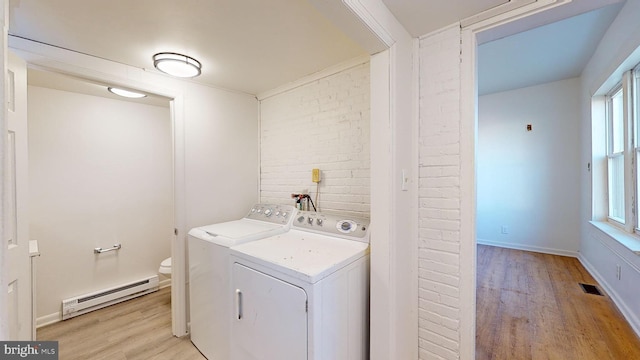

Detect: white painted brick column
418,24,464,360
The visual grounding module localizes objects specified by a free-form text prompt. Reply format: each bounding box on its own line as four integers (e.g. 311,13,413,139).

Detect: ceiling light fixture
107,87,147,98
153,52,202,78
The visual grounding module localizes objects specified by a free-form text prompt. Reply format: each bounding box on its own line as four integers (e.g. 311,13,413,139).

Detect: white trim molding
0,0,8,340
459,25,478,360
459,0,577,358
578,253,640,338
310,1,418,359
256,54,370,100
477,238,579,258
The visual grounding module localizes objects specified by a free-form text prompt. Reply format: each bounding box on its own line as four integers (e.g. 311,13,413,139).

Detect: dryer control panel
293,211,370,241
246,204,296,225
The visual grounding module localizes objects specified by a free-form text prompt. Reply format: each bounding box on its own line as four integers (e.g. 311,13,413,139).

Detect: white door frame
5,36,189,337
342,0,583,358
324,3,419,359
0,0,9,340
459,0,602,357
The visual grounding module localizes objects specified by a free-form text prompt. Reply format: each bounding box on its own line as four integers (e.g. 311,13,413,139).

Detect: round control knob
316,218,323,226
264,209,273,216
308,217,314,224
336,220,356,233
297,216,305,223
251,208,256,213
282,212,288,218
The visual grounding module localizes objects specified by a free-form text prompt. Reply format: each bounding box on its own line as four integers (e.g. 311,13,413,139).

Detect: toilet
159,257,171,278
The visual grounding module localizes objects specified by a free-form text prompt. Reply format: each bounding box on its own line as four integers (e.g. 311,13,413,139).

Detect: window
607,86,625,223
605,67,638,232
635,68,640,229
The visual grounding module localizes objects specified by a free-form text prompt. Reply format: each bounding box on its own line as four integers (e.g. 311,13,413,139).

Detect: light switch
401,169,409,191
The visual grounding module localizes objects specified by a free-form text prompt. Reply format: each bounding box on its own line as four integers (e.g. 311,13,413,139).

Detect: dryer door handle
235,289,243,320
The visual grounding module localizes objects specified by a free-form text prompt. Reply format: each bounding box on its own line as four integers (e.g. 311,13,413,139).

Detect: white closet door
231,263,307,360
5,51,31,340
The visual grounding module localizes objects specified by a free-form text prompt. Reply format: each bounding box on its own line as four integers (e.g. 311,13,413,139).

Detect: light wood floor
477,244,640,360
37,246,640,359
37,287,205,360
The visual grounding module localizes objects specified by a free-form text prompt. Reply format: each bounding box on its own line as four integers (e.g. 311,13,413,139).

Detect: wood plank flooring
477,244,640,360
37,287,205,360
37,246,640,359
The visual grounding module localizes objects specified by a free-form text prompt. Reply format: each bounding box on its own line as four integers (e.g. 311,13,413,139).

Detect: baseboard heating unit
61,275,159,320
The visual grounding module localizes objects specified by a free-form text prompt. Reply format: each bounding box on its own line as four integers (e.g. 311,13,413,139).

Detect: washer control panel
246,204,295,225
293,211,369,240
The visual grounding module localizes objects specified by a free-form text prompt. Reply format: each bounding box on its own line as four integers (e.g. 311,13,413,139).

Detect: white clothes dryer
229,210,370,360
188,204,295,360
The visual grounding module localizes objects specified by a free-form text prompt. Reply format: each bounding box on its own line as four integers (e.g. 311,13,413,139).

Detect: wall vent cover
579,283,603,296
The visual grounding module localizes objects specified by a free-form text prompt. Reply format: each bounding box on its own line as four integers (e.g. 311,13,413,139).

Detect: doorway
472,1,624,357
27,69,174,330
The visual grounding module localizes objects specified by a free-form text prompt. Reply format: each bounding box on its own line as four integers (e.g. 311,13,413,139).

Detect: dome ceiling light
153,52,202,78
107,87,147,98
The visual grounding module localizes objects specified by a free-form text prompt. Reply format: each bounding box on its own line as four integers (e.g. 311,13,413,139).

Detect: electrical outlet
312,168,321,183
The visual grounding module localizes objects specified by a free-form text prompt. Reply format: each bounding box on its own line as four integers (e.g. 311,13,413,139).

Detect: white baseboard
158,277,171,289
36,283,172,329
36,312,62,329
477,238,578,257
578,254,640,339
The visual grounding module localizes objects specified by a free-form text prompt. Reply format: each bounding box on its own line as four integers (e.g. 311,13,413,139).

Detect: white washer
229,211,370,360
188,204,295,360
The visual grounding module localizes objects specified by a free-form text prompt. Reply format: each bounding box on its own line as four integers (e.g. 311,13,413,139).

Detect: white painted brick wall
418,25,463,360
260,62,370,217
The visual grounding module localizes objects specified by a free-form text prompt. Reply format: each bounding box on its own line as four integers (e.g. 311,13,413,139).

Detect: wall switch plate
312,168,321,183
401,169,409,191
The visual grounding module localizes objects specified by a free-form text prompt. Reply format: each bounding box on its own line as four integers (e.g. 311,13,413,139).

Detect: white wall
259,62,370,217
183,83,260,229
580,0,640,336
28,85,172,319
418,24,466,360
477,78,581,256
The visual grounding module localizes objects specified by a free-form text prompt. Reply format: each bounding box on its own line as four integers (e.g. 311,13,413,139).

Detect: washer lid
188,219,286,247
230,229,369,284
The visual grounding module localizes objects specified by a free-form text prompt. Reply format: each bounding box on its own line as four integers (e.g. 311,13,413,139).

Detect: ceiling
9,0,366,96
380,0,626,95
8,0,627,99
381,0,624,39
478,2,623,95
382,0,510,37
28,69,171,107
